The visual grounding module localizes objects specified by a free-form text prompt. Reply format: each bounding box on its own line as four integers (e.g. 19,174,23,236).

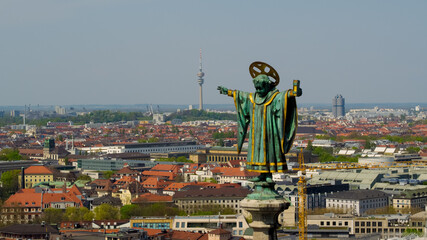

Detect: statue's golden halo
249,61,280,87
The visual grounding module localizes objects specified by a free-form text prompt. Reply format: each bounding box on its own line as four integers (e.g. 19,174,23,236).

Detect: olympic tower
197,49,205,110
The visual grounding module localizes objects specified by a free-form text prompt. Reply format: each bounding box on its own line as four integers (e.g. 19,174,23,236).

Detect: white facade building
172,215,249,237
78,141,204,155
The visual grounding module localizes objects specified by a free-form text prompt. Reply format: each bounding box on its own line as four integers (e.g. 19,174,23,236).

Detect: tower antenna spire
199,48,203,70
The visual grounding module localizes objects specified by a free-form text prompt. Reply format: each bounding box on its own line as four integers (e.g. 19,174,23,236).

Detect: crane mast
298,148,307,240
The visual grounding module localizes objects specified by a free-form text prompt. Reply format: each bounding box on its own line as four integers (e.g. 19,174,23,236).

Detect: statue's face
253,75,272,97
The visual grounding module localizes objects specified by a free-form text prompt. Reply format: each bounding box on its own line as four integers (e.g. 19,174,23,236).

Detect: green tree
41,208,64,224
56,135,64,142
306,140,313,151
77,174,92,181
0,169,21,199
312,147,357,163
120,205,141,219
121,203,183,218
406,147,420,154
403,229,423,237
0,149,23,161
137,137,159,143
64,207,94,221
102,171,115,179
64,157,70,166
364,140,372,150
94,204,120,220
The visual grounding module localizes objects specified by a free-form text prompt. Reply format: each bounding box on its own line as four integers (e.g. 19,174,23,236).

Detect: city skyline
1,1,426,106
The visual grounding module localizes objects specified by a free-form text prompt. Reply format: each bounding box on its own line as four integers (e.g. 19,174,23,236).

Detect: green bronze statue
218,62,302,199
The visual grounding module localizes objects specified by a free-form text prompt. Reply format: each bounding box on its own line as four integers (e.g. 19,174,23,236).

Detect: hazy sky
1,0,426,106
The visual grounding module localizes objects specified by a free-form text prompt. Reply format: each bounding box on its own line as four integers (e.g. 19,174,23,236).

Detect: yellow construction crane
297,148,307,240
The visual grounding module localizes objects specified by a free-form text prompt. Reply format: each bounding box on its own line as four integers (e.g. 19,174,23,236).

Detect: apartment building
21,166,54,188
307,213,425,239
173,187,250,214
393,187,427,210
325,189,388,216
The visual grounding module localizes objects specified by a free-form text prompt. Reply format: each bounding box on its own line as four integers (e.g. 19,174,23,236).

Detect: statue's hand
217,86,229,95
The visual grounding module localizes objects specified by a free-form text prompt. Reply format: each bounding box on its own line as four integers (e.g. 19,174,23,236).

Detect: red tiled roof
209,228,231,235
141,177,171,189
4,190,42,207
18,148,43,156
158,230,204,240
132,228,162,237
43,192,83,207
163,182,192,191
24,166,53,175
132,193,172,203
221,167,259,177
114,176,136,185
170,231,204,240
142,171,175,180
151,164,179,172
116,166,138,175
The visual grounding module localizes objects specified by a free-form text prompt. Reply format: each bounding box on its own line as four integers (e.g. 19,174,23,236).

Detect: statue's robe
231,88,297,173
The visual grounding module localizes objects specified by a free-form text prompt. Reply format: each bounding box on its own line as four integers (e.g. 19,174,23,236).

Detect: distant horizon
0,102,425,112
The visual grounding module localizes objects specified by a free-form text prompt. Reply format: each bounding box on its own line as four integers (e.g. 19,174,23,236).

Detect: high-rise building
197,49,205,110
332,94,345,117
55,106,66,115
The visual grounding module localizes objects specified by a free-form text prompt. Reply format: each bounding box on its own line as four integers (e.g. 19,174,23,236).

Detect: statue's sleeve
275,90,298,154
232,90,251,154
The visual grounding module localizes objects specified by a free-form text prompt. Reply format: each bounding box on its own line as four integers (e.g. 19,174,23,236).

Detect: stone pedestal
241,198,290,240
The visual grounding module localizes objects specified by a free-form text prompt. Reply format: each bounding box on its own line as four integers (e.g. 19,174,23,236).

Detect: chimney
21,167,25,189
63,180,67,193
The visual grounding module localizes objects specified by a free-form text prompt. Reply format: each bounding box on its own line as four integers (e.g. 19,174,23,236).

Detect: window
176,222,179,228
320,221,324,226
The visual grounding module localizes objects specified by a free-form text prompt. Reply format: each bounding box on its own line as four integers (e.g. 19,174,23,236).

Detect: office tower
332,94,345,117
